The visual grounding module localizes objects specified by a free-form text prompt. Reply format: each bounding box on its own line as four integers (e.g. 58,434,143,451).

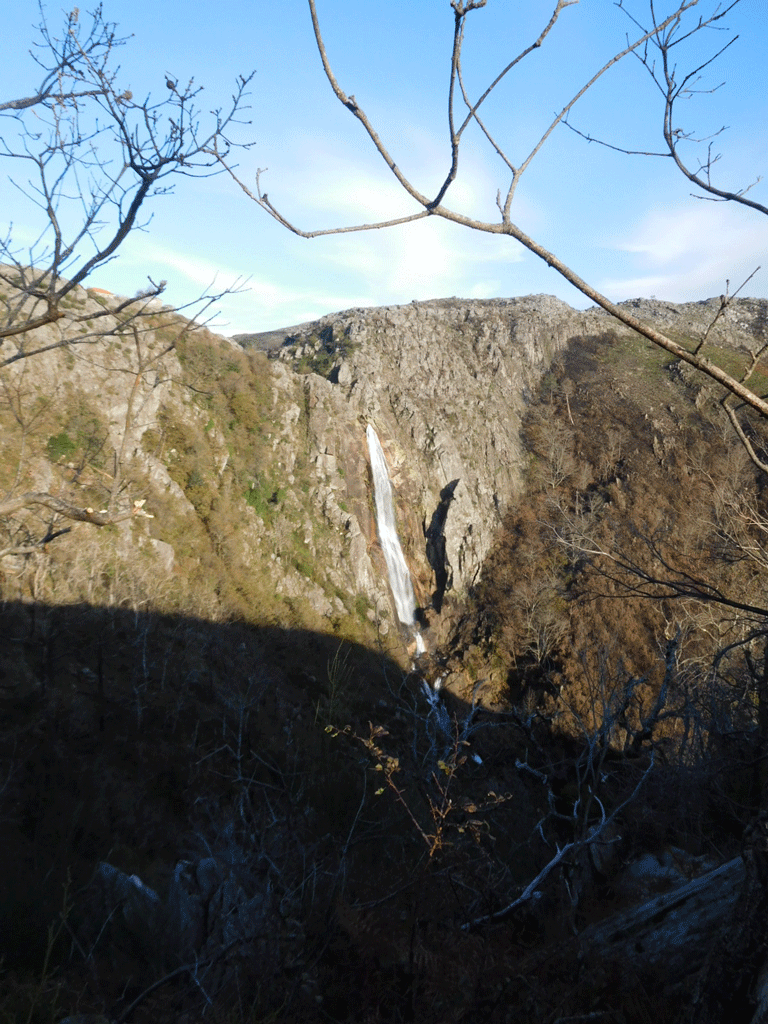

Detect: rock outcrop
256,296,610,635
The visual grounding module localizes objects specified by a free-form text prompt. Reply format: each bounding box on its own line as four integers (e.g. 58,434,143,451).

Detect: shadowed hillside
0,591,760,1023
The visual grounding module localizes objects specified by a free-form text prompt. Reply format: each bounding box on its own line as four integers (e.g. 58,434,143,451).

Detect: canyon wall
5,280,765,652
256,296,609,638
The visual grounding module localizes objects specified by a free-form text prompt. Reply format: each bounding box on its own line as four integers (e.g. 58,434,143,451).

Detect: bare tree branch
0,492,153,527
0,6,253,550
230,0,768,431
0,5,254,354
565,1,765,217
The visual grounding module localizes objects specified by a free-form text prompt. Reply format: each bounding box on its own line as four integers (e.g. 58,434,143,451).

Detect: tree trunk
688,815,768,1024
577,856,744,997
573,818,768,1022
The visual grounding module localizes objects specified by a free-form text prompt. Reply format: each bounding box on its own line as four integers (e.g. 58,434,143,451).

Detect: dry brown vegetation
0,285,381,645
444,329,768,892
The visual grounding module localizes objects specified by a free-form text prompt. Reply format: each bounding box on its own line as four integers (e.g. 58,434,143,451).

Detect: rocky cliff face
5,278,765,658
246,290,768,648
254,296,616,639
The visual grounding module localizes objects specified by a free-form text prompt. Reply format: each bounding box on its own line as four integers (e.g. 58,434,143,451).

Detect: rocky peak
593,295,768,350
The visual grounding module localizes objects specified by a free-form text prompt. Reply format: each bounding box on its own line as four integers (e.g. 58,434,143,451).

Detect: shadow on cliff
424,479,459,614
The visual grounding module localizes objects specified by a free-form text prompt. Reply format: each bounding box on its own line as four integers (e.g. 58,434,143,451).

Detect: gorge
3,282,768,1023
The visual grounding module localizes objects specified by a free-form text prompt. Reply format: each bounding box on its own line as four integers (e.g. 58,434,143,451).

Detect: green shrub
45,432,77,462
244,475,284,520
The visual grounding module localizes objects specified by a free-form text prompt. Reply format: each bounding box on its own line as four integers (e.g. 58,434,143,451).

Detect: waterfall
366,425,418,629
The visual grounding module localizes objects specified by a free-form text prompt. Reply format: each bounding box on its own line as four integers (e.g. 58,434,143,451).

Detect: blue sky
1,1,766,335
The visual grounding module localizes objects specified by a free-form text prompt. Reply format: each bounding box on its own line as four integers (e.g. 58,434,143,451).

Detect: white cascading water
366,425,424,654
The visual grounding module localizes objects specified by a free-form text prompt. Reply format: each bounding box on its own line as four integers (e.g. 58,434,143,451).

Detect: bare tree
221,0,767,440
0,4,252,534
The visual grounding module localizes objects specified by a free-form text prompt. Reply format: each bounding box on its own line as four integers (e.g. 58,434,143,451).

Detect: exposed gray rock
268,296,610,618
258,293,768,635
593,296,768,350
86,851,284,989
579,855,745,986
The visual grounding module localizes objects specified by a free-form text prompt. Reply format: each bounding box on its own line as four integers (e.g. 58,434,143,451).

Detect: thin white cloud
82,127,539,333
264,127,532,231
603,202,768,300
119,242,245,293
319,216,521,298
221,133,529,327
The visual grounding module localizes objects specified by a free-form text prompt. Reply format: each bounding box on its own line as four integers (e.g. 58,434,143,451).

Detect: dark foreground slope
0,599,762,1021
